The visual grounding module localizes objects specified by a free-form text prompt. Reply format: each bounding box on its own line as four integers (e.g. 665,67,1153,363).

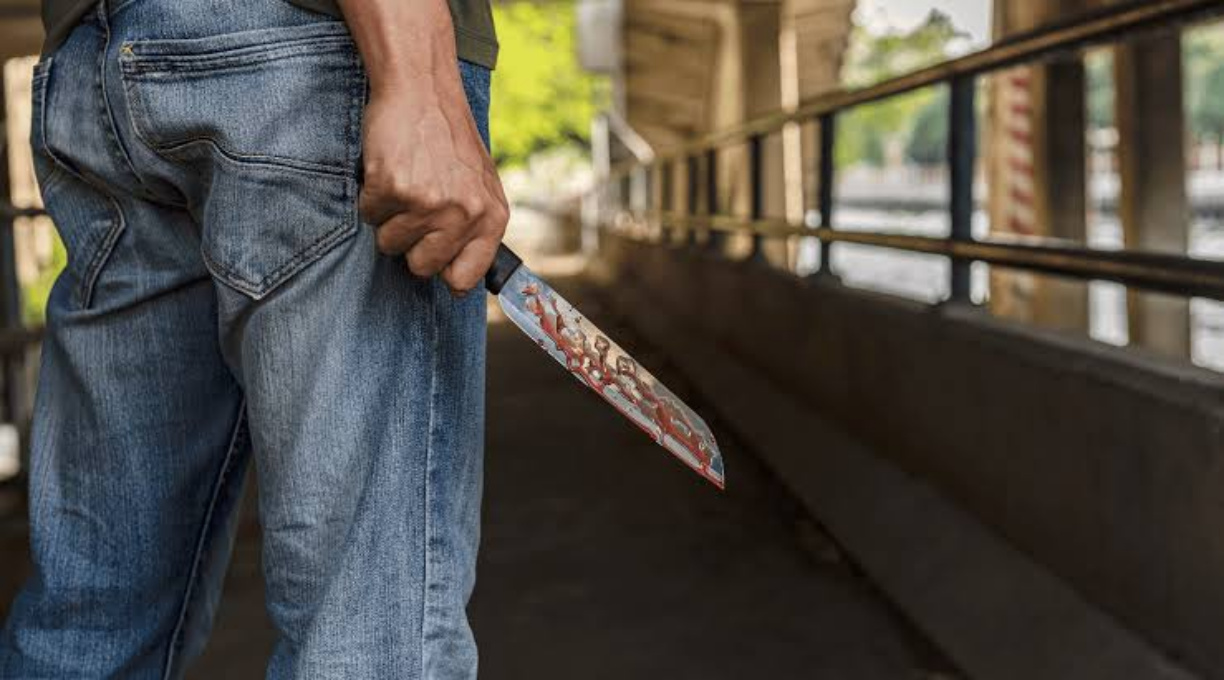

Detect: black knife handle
485,244,523,296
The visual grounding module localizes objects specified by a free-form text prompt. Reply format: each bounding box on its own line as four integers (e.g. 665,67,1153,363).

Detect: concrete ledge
603,275,1195,680
590,234,1221,678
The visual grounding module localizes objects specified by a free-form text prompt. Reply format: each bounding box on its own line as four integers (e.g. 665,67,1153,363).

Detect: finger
442,234,500,294
406,228,468,279
374,212,433,255
359,185,400,226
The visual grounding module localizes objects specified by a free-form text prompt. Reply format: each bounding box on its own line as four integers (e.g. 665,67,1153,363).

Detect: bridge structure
576,0,1224,678
0,1,1222,679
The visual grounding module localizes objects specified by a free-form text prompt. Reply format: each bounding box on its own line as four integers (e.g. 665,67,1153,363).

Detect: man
0,0,506,676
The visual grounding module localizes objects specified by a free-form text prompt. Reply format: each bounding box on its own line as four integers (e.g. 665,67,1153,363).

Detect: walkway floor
0,275,949,679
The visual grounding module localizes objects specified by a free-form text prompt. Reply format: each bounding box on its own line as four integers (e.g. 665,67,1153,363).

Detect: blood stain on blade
520,281,721,484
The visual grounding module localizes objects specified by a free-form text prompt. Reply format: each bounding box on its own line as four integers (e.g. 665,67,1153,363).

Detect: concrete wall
594,234,1224,677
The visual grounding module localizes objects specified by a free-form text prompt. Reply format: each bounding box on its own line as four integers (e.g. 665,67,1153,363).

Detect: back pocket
119,21,365,299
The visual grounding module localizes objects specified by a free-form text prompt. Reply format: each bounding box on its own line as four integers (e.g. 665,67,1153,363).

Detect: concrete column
739,2,789,265
1114,32,1191,358
1029,59,1091,331
989,0,1090,333
781,0,854,270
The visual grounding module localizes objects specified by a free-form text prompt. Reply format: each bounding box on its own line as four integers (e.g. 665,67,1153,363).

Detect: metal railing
596,0,1224,303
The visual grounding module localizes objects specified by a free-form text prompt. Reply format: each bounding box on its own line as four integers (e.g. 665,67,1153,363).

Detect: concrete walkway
0,276,948,679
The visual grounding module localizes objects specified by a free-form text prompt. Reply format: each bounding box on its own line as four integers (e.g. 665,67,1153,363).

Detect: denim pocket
30,58,66,195
118,21,364,299
32,56,128,310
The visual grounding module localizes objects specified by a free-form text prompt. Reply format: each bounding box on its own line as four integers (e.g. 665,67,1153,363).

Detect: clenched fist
341,0,509,295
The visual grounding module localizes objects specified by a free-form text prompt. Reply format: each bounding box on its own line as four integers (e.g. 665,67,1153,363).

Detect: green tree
21,230,65,326
842,11,963,88
489,0,608,167
905,89,948,165
1086,51,1114,131
1192,63,1224,164
835,11,962,168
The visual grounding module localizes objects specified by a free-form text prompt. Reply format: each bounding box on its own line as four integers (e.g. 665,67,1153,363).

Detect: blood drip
522,283,716,477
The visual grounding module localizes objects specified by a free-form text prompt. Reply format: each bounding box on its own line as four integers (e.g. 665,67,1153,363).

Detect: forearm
335,0,509,294
336,0,460,98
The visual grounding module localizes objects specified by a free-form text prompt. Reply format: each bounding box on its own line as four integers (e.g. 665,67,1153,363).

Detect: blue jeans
1,1,488,677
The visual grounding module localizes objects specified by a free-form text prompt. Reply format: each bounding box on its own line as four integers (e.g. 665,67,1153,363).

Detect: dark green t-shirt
41,0,498,69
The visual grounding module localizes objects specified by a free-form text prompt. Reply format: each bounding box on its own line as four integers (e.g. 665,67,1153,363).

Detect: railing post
706,148,723,251
949,76,976,303
814,112,836,277
637,164,654,238
748,134,765,261
686,154,700,246
630,165,647,226
659,161,674,243
617,171,630,221
0,89,25,428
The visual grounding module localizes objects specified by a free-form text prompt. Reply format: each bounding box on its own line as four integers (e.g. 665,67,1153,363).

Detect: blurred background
1,0,1224,678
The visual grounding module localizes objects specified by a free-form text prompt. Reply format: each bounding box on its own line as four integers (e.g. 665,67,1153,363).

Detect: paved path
0,277,947,679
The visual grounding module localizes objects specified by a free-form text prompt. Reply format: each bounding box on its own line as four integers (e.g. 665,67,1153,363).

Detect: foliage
1186,25,1224,142
1192,62,1224,142
905,89,948,165
1086,51,1114,131
489,0,609,168
842,11,963,88
836,11,961,168
21,229,65,326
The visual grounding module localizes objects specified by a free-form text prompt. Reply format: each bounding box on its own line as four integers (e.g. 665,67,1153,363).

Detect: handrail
628,0,1224,171
596,0,1224,304
647,213,1224,300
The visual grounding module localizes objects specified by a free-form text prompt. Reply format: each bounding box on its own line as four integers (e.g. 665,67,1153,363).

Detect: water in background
798,207,1224,373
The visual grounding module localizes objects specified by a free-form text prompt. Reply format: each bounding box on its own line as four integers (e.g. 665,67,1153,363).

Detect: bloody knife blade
485,245,726,489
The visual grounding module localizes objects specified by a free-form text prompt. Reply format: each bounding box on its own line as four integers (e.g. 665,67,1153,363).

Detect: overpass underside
0,273,962,678
588,236,1217,680
581,1,1224,675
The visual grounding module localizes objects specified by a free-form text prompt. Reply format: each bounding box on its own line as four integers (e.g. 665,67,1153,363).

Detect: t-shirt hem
456,27,499,70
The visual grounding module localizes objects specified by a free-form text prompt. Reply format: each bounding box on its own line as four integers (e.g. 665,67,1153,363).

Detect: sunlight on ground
0,426,20,482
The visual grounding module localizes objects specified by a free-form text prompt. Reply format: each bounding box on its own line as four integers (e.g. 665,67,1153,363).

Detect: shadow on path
0,275,944,679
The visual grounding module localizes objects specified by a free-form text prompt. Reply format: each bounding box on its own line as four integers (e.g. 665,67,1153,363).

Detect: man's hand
338,0,509,294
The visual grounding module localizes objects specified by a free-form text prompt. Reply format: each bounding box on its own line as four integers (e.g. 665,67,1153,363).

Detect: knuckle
389,178,414,203
364,172,395,201
408,245,448,277
376,235,397,256
407,254,437,278
460,196,485,221
490,204,510,229
382,176,407,198
414,187,445,212
483,217,507,242
362,162,390,191
446,275,474,294
449,267,480,291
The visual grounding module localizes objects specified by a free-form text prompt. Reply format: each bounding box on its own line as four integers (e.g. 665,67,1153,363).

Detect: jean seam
97,2,148,192
421,285,441,672
120,39,353,75
199,211,356,299
77,197,127,309
161,403,247,680
150,137,351,177
118,21,350,61
33,48,127,310
118,74,354,179
116,35,365,301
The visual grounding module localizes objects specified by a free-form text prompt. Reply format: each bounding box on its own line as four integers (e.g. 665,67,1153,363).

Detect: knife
485,244,726,489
